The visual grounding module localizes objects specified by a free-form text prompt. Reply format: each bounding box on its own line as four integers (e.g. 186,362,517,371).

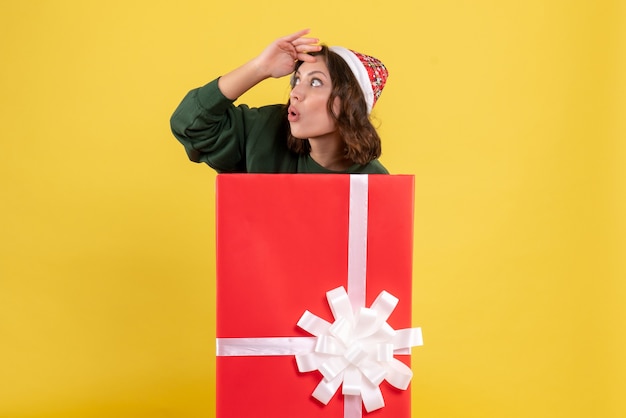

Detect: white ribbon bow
295,286,423,413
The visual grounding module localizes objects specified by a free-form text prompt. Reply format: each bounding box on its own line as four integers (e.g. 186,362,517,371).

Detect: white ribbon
347,174,369,310
217,337,317,356
215,175,423,417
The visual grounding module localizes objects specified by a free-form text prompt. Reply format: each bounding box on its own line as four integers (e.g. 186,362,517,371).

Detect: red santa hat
329,46,388,114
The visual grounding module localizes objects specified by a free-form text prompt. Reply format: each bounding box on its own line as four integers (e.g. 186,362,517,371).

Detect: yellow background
1,1,624,417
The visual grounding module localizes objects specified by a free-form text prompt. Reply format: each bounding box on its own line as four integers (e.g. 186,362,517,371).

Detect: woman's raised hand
254,29,321,79
217,29,321,100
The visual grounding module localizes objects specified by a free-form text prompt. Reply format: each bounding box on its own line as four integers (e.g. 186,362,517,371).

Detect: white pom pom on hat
329,46,388,114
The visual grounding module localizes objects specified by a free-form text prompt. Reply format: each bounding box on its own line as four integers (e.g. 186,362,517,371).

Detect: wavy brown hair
286,46,382,165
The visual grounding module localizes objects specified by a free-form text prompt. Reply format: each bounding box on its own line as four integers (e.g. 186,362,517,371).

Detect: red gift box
215,174,421,418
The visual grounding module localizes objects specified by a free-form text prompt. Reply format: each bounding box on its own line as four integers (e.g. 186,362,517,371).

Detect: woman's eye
311,79,322,87
293,77,301,86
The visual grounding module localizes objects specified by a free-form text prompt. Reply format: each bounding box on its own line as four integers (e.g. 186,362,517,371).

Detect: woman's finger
296,52,318,63
291,36,319,47
282,28,312,42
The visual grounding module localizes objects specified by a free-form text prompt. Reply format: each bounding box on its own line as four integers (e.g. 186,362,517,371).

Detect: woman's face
288,59,340,140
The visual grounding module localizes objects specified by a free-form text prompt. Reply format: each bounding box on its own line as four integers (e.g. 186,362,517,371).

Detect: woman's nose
290,85,303,101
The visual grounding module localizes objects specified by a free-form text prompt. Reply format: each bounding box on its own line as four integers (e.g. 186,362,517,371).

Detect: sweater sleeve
169,78,253,172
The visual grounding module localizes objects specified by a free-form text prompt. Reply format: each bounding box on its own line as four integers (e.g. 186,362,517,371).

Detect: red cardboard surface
216,174,415,417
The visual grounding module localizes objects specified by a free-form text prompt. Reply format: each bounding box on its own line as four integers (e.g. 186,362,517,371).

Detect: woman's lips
287,105,300,122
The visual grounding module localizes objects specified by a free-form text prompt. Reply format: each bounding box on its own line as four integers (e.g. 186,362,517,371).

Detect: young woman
170,29,389,174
